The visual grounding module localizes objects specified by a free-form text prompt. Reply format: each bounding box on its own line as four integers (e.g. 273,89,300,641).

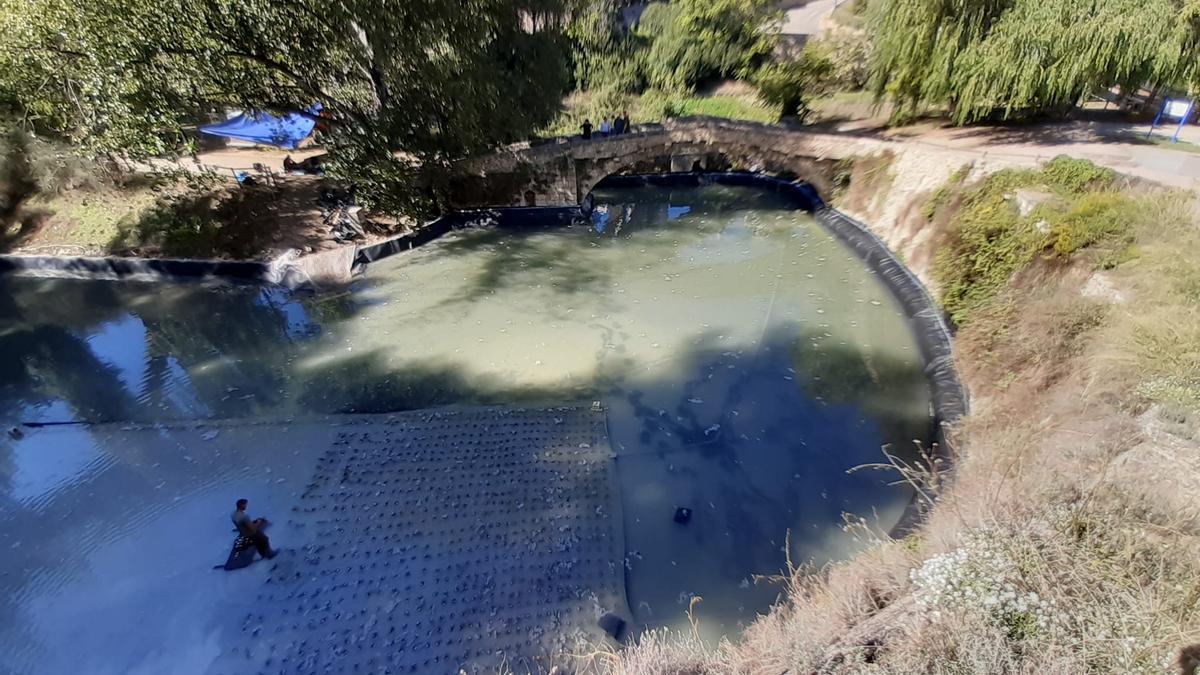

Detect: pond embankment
608,150,1200,673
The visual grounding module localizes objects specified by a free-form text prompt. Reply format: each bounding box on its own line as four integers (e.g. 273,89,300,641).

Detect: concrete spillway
218,405,626,673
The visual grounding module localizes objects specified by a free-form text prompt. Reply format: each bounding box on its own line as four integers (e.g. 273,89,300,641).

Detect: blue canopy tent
199,105,322,149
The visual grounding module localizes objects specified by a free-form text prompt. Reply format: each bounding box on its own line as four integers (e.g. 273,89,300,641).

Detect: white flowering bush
911,530,1063,641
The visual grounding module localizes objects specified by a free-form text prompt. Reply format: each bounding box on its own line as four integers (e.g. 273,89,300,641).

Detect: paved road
875,120,1200,190
780,0,838,35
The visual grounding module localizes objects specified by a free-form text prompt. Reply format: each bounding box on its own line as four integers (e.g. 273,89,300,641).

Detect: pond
0,181,933,671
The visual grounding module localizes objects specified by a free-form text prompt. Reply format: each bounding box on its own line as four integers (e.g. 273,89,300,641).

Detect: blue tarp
199,105,320,149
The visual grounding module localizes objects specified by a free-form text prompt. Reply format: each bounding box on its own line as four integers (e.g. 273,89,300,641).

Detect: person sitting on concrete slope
231,498,277,560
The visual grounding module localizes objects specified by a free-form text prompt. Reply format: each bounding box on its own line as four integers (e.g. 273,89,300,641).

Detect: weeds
931,157,1147,324
834,151,895,214
1048,192,1133,256
108,191,225,258
849,441,948,509
1039,155,1116,194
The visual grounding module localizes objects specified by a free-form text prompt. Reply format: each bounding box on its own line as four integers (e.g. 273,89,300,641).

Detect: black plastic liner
354,207,580,267
0,254,271,283
594,171,827,211
814,208,968,423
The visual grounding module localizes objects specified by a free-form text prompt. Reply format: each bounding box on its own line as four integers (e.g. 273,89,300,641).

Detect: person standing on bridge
581,119,593,140
600,117,611,136
613,115,625,135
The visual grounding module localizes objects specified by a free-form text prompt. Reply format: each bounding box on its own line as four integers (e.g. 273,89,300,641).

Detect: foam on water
0,183,932,670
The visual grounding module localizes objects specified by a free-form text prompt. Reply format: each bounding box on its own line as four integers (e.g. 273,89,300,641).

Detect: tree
754,48,836,121
636,0,780,93
0,0,572,214
565,0,645,93
868,0,1200,124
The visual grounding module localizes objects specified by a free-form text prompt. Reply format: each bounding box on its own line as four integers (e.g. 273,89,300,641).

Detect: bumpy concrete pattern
221,405,627,674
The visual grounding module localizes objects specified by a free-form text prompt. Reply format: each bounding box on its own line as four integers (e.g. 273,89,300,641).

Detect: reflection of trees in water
592,184,801,239
136,288,295,418
614,325,932,569
0,279,319,424
0,324,137,424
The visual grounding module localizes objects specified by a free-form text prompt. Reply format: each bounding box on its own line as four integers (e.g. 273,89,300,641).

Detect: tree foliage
754,48,836,121
637,0,779,92
868,0,1200,123
0,0,572,214
565,0,645,93
567,0,780,95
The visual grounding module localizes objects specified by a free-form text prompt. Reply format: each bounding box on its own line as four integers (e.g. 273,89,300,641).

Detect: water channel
0,182,933,671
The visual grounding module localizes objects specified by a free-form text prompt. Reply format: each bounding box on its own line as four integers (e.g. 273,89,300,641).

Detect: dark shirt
231,510,254,536
614,118,626,134
581,122,593,139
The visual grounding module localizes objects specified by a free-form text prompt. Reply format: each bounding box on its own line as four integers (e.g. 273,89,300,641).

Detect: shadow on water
596,323,929,634
291,350,608,415
0,277,360,426
412,225,618,315
0,179,939,662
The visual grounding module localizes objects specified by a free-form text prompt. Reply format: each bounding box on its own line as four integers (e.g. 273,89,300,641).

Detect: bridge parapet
450,117,892,208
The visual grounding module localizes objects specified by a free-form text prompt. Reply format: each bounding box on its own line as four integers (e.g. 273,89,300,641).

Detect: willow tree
869,0,1200,123
637,0,780,92
0,0,571,213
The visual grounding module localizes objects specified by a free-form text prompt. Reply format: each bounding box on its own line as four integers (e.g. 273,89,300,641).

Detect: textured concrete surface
215,405,627,674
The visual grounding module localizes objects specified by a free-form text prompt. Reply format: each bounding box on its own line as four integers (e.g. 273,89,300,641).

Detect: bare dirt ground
10,172,397,261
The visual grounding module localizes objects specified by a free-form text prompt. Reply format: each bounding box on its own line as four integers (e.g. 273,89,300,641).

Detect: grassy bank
537,88,782,138
607,159,1200,673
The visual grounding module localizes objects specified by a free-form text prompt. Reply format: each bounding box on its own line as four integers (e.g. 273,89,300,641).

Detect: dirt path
780,0,838,35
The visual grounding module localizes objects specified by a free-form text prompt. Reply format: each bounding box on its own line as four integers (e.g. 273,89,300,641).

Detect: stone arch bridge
449,117,885,208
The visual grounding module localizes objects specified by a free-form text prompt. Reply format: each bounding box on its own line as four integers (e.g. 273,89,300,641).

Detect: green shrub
753,49,835,120
1049,193,1131,257
566,0,646,93
805,30,872,90
636,90,683,121
933,159,1137,324
1040,156,1116,194
935,185,1045,324
637,0,779,93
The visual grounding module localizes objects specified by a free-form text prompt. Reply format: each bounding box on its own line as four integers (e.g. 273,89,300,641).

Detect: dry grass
604,171,1200,674
834,151,897,215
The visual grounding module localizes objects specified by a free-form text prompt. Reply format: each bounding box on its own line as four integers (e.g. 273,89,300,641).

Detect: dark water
0,183,932,663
